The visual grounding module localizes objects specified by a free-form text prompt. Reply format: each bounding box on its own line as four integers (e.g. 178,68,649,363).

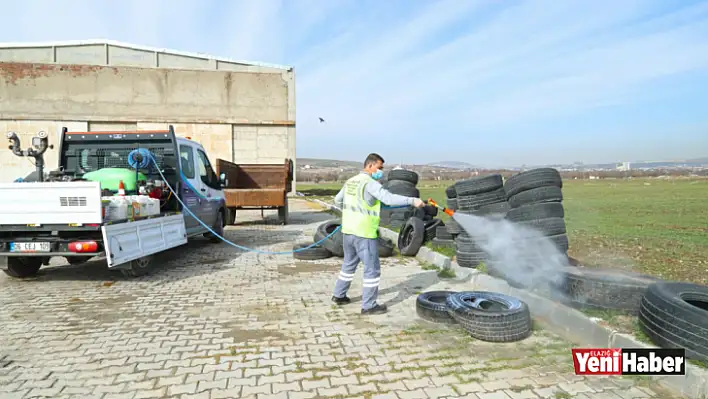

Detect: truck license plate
10,242,51,252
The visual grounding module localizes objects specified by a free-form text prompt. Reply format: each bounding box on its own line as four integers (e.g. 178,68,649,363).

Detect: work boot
331,295,351,305
361,304,387,315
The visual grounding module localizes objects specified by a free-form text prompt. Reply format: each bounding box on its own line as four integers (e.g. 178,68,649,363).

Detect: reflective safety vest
341,173,381,238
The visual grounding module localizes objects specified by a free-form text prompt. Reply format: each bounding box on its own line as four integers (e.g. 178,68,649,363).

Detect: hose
144,154,341,255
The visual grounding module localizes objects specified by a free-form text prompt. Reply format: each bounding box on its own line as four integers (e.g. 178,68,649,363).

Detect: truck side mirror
219,173,227,187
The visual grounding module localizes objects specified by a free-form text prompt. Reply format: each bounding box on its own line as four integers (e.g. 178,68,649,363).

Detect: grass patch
437,267,456,278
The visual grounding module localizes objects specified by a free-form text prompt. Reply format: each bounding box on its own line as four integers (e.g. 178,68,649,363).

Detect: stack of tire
451,174,510,268
292,219,395,260
415,290,532,343
429,185,460,250
379,169,425,229
503,168,568,256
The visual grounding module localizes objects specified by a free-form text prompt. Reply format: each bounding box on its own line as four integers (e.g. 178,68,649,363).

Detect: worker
332,153,425,315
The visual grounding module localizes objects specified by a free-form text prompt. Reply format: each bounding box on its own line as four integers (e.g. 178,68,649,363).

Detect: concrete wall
0,60,296,190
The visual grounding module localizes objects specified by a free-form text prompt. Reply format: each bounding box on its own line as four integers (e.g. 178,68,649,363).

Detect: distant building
616,162,632,171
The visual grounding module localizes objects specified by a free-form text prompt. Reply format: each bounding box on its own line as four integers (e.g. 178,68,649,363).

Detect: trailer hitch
6,130,54,182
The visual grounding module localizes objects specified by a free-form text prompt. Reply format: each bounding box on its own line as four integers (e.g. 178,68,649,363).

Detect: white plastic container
146,197,160,216
105,196,129,221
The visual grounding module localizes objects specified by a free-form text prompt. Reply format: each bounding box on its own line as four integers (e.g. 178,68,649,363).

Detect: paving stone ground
0,199,678,399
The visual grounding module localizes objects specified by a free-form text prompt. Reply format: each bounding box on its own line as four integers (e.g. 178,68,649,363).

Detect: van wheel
3,257,42,278
205,210,224,243
120,256,154,278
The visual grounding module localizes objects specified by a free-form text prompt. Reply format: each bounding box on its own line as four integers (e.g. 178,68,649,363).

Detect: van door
178,143,205,235
195,147,225,227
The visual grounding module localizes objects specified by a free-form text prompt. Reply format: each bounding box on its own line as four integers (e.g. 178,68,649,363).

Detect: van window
179,145,195,179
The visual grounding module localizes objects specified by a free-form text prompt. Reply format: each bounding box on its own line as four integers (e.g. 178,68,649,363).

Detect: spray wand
427,198,455,217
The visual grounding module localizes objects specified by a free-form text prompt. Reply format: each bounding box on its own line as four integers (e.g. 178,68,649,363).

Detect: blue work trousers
333,233,381,310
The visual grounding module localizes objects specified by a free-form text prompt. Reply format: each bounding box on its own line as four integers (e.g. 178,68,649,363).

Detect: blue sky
4,0,708,167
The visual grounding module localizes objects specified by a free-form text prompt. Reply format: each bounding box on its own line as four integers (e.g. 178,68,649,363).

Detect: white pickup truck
0,126,228,278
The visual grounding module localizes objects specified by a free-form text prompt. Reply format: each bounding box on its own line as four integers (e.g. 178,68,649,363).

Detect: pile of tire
638,281,708,362
292,219,395,260
415,290,532,343
379,169,424,229
503,168,568,256
450,174,510,268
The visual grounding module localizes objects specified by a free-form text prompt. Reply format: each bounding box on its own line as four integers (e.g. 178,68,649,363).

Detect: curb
304,197,707,399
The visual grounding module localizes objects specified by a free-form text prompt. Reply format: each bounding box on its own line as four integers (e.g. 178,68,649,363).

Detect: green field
297,178,708,285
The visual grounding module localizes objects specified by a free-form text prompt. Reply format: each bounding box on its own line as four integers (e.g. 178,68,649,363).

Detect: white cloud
2,0,708,165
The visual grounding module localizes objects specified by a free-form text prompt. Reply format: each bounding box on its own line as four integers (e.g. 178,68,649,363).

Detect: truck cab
0,126,227,278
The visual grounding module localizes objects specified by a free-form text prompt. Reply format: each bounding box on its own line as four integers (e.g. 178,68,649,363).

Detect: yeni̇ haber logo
572,348,686,375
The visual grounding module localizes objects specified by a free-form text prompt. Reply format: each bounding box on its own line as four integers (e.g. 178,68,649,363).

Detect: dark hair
364,153,384,167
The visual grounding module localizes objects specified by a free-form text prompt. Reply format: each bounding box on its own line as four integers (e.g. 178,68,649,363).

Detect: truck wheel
205,210,225,243
227,207,237,225
66,256,93,265
120,256,154,278
3,257,42,278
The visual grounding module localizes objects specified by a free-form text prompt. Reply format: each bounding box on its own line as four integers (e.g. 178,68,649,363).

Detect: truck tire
424,219,443,243
470,201,510,217
3,257,42,278
205,209,225,243
398,217,425,256
387,169,419,185
384,180,419,197
445,185,457,199
639,282,708,362
504,168,562,198
454,175,503,197
227,207,237,225
314,220,345,257
66,256,93,265
515,217,567,237
446,198,457,211
445,291,532,342
378,237,395,258
292,242,333,260
416,291,457,324
508,186,563,209
457,188,507,211
557,266,659,314
505,202,565,222
120,255,154,278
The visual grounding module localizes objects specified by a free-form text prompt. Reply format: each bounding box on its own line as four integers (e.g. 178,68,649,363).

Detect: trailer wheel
120,255,154,278
227,207,237,225
3,257,42,278
278,199,289,225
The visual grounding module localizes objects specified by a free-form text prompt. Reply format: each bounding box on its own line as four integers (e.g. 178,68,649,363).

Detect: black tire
455,232,484,253
505,202,565,222
639,282,708,362
457,188,506,211
292,242,333,260
398,217,426,256
424,219,443,243
387,169,419,185
560,266,659,314
314,220,345,257
515,233,569,253
445,185,457,199
204,209,225,243
227,207,237,225
384,180,419,197
508,186,563,209
445,218,463,235
445,291,532,342
423,204,438,218
515,217,567,237
436,225,453,240
378,236,394,258
416,291,457,324
454,175,504,197
504,168,562,198
120,256,154,278
456,251,486,268
446,198,457,211
3,257,42,278
470,201,510,217
431,238,455,249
